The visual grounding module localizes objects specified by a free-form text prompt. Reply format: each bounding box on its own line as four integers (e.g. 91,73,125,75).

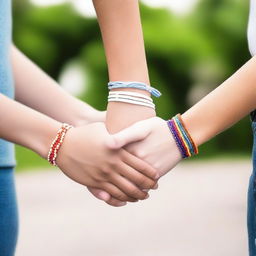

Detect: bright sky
30,0,198,17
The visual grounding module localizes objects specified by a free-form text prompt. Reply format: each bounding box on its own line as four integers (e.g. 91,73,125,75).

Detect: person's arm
181,56,256,146
11,46,104,127
11,45,158,206
108,56,256,176
92,0,155,133
0,93,158,204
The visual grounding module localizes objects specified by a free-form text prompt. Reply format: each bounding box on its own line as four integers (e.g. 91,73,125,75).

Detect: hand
56,122,159,203
88,117,182,206
110,117,182,176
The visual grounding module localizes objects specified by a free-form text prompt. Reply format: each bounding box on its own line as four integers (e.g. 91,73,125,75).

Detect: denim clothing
0,0,16,167
0,168,18,256
248,112,256,256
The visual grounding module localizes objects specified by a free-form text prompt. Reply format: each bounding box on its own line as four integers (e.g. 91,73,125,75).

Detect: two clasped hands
50,0,192,207
55,107,182,207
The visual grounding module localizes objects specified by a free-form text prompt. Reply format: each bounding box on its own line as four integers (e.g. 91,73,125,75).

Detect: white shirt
248,0,256,55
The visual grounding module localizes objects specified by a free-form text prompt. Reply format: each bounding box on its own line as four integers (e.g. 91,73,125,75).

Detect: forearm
0,93,60,158
93,0,155,133
11,46,103,126
182,56,256,146
93,0,149,83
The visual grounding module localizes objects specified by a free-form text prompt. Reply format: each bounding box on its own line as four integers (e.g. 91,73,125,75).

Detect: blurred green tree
12,0,252,169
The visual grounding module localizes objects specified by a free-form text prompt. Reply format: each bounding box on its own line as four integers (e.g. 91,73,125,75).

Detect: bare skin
106,55,256,205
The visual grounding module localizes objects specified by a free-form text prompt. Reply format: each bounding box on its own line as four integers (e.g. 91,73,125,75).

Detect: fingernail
145,194,150,199
153,183,158,190
99,192,110,201
118,202,127,206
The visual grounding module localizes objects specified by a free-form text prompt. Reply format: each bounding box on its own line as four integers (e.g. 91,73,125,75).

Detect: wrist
106,102,156,133
31,120,62,159
67,105,105,127
181,111,206,147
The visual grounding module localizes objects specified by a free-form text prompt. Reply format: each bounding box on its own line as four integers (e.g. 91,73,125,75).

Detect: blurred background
13,0,252,170
13,1,252,255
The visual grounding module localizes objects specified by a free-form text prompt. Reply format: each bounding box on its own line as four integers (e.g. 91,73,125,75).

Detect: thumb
106,120,152,149
87,187,111,202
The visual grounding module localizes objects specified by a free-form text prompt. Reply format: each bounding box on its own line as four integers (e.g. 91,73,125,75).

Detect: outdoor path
15,160,251,256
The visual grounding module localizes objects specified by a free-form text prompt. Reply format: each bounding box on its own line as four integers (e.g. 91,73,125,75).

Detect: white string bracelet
108,98,155,109
109,91,153,102
108,97,155,109
108,95,153,105
108,91,155,109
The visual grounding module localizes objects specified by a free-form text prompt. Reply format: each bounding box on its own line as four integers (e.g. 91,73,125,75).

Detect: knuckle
108,159,120,169
136,150,146,159
101,167,111,176
152,162,161,170
92,174,102,183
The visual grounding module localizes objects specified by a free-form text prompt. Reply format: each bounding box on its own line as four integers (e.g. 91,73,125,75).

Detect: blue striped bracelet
108,81,161,98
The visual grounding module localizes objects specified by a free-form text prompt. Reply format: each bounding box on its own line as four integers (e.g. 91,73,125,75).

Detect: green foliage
12,0,253,170
15,145,49,170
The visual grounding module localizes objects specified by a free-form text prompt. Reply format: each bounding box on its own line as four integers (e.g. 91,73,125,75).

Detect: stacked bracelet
47,123,73,166
108,81,162,98
108,91,155,109
167,114,198,159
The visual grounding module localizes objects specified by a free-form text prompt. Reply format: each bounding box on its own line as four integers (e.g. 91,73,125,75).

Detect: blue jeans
0,168,18,256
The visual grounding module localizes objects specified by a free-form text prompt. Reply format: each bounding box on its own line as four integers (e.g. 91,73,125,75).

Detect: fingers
106,121,152,149
87,187,127,207
87,187,111,201
105,197,128,207
102,182,138,202
119,162,157,189
122,150,159,180
110,174,149,200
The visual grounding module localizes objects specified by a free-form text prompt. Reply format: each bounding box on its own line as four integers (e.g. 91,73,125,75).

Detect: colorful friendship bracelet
173,116,194,155
176,114,199,155
167,114,198,159
167,119,188,159
47,123,73,166
108,81,162,98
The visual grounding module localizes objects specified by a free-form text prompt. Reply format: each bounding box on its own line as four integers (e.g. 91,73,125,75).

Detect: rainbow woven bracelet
167,114,198,159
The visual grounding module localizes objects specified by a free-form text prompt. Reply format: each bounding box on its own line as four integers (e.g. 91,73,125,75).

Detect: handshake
54,117,181,207
46,88,198,207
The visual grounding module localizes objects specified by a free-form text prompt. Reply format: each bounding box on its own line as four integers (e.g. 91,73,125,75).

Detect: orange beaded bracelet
47,123,73,166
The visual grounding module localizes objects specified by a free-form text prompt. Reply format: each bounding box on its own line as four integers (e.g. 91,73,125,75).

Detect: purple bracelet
167,119,187,158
